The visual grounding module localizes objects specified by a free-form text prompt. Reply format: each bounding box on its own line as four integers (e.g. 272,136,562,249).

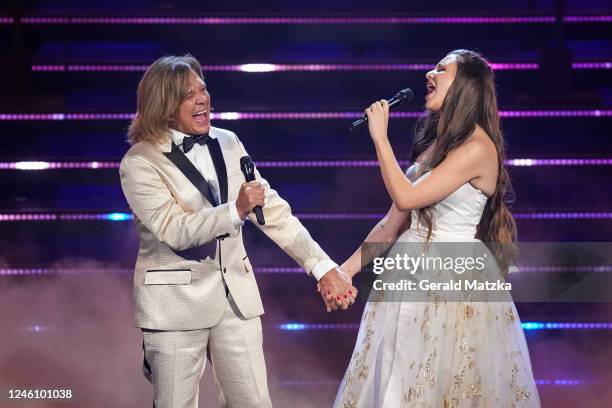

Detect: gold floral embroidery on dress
400,302,440,404
505,306,516,324
338,304,378,407
404,384,425,403
442,396,459,408
404,348,438,403
444,303,485,406
339,396,357,408
461,383,483,400
463,304,476,319
509,361,532,407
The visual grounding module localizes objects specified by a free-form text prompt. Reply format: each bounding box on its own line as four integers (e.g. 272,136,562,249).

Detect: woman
334,50,540,407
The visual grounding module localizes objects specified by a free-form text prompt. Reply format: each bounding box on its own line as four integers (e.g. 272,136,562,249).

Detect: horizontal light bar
257,158,612,167
503,158,612,166
572,62,612,70
0,268,133,276
517,266,612,273
563,16,612,23
278,379,590,387
0,113,134,120
534,379,590,386
513,212,612,219
1,110,611,121
291,212,612,220
3,265,610,276
0,161,119,170
3,15,611,25
0,266,305,276
2,158,611,171
0,212,610,222
277,322,612,331
0,212,134,221
19,322,612,334
31,61,612,73
521,322,612,330
279,323,359,330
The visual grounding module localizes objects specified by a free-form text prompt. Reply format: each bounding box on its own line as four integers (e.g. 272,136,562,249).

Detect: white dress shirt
169,128,337,281
170,129,243,230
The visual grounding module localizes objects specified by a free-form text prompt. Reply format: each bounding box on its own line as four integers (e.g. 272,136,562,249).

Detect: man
119,54,357,408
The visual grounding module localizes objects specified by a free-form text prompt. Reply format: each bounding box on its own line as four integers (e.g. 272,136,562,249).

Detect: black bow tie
182,133,211,153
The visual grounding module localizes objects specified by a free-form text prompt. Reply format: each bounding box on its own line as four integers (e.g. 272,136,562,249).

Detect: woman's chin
425,100,441,112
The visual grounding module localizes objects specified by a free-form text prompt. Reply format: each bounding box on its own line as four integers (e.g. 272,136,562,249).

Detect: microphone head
240,155,255,178
396,88,414,102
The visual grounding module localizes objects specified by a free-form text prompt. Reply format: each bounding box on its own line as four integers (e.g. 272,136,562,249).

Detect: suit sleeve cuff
229,200,245,231
311,259,339,281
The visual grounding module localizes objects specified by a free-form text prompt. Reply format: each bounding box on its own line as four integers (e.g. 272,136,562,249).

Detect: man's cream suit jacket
120,126,332,330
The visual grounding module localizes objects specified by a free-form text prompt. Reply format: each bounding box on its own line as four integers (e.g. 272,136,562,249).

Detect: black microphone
240,156,265,225
348,88,414,132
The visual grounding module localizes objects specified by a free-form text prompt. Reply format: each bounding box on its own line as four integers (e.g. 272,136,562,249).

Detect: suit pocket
242,256,253,274
144,269,192,285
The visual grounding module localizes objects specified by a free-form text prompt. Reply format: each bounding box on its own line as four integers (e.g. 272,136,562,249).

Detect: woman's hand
317,267,356,311
365,99,390,143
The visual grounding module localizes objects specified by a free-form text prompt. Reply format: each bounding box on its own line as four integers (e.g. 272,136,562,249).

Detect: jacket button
223,268,227,273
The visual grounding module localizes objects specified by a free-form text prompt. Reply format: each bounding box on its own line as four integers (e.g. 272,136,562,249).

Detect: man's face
171,69,211,135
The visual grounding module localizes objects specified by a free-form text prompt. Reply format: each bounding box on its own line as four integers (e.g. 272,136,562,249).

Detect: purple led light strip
18,322,612,333
279,379,590,387
31,61,612,72
0,268,133,276
1,110,611,121
0,161,119,170
3,15,611,25
1,158,611,171
0,212,611,222
290,212,612,220
275,322,612,330
3,16,560,25
2,265,610,276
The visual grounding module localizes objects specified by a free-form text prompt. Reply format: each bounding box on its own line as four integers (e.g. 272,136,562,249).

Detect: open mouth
426,82,436,95
192,109,209,123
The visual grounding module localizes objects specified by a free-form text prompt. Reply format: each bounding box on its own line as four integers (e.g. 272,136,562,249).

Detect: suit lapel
208,138,228,204
163,142,218,207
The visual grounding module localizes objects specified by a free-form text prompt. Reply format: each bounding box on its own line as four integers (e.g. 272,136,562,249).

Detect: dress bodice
405,162,488,240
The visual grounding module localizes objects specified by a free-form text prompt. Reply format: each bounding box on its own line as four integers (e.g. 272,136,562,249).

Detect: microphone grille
240,155,255,176
399,88,414,101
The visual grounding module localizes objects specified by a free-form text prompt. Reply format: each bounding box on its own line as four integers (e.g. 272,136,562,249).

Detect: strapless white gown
334,164,540,408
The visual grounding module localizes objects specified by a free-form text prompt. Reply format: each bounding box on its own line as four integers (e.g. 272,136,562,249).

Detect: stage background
0,1,611,406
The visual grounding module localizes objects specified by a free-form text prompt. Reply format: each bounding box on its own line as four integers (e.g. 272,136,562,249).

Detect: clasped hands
317,268,358,312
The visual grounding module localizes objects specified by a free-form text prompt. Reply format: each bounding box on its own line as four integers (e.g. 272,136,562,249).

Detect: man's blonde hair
127,54,204,145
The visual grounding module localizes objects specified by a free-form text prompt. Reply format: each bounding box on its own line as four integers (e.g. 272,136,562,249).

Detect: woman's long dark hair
410,49,517,276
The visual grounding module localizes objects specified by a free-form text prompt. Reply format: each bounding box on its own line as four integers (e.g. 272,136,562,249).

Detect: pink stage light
2,158,609,170
2,211,610,222
1,110,611,121
30,61,612,72
2,265,609,276
13,16,561,25
5,15,610,25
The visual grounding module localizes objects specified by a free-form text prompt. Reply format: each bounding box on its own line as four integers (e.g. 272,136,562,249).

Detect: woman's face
425,54,458,112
